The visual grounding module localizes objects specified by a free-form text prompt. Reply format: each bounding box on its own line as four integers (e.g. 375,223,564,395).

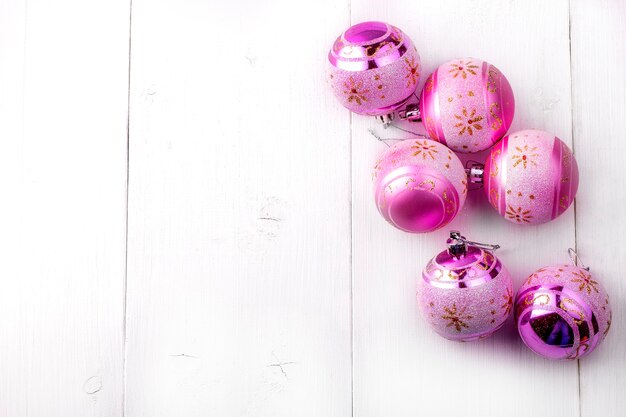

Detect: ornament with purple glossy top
515,249,611,360
420,58,515,153
327,21,421,123
417,231,514,341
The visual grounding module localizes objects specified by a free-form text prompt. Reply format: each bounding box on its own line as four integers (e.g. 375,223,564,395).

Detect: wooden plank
351,1,579,416
571,1,626,416
0,0,130,416
124,1,352,416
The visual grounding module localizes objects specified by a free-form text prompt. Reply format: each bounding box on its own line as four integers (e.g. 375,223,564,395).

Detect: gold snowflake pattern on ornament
487,67,499,93
418,179,436,191
523,293,550,307
424,74,434,93
489,102,503,130
489,149,501,177
489,188,499,208
566,341,589,360
559,298,586,325
506,205,533,223
442,190,456,214
411,140,438,160
449,60,479,79
424,116,437,139
562,150,572,178
571,270,599,294
602,297,609,311
442,303,473,332
454,108,484,136
343,77,369,105
476,256,490,271
604,313,612,338
373,73,385,97
502,288,513,316
365,33,401,57
404,56,420,88
512,144,539,169
443,150,453,169
372,156,385,181
526,268,548,285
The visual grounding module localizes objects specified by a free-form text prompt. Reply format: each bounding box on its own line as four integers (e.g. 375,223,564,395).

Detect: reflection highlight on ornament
515,257,611,360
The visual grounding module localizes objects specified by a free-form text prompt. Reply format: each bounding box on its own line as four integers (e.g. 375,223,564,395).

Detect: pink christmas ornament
417,232,514,341
420,58,515,153
483,129,579,225
327,21,421,120
373,138,467,233
515,250,611,360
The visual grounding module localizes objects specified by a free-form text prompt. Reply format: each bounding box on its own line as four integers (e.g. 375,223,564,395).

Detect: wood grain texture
0,0,130,416
124,0,352,416
351,1,579,416
571,1,626,416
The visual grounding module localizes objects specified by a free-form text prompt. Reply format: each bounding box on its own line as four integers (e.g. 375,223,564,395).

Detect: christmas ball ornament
327,21,421,121
420,58,515,153
417,232,514,341
483,129,579,225
373,138,467,233
515,250,611,360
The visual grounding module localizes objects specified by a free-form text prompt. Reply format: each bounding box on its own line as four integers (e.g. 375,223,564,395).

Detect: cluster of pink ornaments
327,21,611,360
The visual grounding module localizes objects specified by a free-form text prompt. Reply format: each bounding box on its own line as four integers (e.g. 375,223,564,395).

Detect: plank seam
122,0,134,415
348,3,354,416
567,1,582,415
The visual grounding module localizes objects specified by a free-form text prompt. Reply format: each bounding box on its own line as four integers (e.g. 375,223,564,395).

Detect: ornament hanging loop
568,248,590,271
447,230,500,258
465,161,485,185
397,103,421,122
376,103,422,127
375,113,395,127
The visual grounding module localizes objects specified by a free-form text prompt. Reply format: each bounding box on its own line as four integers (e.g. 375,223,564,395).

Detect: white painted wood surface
123,1,352,416
0,0,130,416
1,0,625,416
571,1,626,415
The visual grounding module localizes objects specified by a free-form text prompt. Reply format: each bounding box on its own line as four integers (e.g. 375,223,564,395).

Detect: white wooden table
0,1,624,416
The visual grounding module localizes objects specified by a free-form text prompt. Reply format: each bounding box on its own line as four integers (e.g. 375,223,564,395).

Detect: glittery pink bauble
327,21,421,116
420,58,514,153
373,139,467,233
515,265,611,360
418,244,513,341
483,129,579,225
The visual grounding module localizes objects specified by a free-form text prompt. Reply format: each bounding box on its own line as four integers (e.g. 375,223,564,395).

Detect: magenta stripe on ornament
482,63,505,145
557,145,576,218
431,69,447,145
421,259,502,288
327,45,408,71
481,62,493,142
550,137,563,220
498,136,509,216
